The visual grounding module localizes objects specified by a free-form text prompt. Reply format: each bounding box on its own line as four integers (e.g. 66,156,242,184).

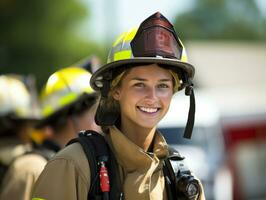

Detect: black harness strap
68,131,101,199
164,146,184,200
163,158,176,200
67,130,123,200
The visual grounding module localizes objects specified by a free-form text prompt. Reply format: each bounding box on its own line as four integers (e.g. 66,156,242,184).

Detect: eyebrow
131,77,172,82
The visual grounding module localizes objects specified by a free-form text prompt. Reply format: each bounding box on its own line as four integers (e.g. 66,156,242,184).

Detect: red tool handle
99,162,110,192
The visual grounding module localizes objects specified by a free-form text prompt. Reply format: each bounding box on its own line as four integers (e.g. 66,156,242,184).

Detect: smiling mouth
138,106,160,114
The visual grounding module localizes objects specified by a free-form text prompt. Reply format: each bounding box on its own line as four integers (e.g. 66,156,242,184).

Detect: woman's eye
134,82,145,87
158,84,169,88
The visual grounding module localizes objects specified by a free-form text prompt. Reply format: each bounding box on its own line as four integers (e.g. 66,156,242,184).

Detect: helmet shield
131,12,183,60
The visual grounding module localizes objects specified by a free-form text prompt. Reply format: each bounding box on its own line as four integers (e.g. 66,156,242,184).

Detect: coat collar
106,126,169,173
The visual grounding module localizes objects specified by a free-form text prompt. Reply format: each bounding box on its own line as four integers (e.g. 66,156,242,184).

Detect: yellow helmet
90,12,194,93
40,67,96,121
0,75,39,120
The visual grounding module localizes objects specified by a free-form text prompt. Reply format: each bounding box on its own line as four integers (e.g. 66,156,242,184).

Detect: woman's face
112,64,174,129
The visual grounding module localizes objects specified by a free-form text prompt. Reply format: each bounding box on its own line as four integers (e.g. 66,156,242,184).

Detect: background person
35,66,101,152
0,67,100,200
0,74,41,198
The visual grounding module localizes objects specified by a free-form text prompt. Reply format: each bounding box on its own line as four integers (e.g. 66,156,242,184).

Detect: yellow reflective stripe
178,39,188,62
112,27,137,47
114,50,132,61
42,105,54,117
181,48,188,62
124,27,137,41
59,93,78,107
32,198,46,200
84,87,94,94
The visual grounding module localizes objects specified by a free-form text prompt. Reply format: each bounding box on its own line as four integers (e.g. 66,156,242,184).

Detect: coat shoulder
51,142,91,183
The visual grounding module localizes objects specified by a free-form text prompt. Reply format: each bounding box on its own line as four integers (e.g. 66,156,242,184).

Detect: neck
53,118,78,149
120,120,156,152
53,131,68,149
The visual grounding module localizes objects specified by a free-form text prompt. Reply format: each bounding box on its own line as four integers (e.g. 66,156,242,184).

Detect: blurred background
1,0,266,199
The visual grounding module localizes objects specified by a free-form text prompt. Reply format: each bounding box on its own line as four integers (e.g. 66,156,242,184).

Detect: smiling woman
31,12,205,200
111,64,174,149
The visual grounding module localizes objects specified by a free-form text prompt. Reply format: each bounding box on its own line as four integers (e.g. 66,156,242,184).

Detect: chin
137,121,159,129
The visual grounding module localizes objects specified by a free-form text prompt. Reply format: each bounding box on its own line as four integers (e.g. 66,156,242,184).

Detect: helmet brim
90,57,194,91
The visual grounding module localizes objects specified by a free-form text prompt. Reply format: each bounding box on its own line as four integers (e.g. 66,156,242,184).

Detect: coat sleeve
31,151,91,200
0,154,47,200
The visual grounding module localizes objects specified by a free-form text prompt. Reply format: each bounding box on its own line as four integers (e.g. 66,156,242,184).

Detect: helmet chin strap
183,84,195,139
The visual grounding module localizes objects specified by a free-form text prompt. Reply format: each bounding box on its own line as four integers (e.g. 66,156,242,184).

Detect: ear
112,88,121,101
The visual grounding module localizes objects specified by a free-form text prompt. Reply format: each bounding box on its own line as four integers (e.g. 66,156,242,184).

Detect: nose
144,86,158,104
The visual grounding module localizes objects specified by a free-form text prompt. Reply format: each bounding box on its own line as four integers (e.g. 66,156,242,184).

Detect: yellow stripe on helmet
114,50,132,61
59,92,78,107
112,27,137,47
178,39,188,62
124,27,137,42
42,105,53,117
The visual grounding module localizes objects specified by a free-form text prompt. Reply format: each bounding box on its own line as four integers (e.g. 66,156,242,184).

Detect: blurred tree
0,0,106,89
174,0,266,40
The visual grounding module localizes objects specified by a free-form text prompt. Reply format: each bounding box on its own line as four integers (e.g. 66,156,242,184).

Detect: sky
84,0,194,42
83,0,266,43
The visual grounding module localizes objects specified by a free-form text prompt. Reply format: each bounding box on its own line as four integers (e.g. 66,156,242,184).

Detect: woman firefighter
32,12,205,200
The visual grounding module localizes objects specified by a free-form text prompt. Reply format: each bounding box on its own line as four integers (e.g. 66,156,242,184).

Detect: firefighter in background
31,56,101,147
0,67,101,200
32,12,205,200
35,66,101,152
0,75,42,194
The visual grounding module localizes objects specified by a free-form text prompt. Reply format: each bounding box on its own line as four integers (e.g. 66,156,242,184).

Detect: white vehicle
158,89,224,200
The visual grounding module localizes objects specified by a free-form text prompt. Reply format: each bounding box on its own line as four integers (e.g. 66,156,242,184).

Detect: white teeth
139,107,158,113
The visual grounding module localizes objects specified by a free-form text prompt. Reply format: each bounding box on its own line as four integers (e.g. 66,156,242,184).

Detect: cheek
119,91,137,106
160,92,173,107
117,90,143,113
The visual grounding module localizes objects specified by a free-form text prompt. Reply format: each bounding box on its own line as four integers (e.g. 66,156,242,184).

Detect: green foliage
174,0,266,41
0,0,106,89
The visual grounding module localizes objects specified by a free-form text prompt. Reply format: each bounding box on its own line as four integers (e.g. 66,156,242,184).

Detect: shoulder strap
163,146,184,200
163,145,200,200
67,130,123,200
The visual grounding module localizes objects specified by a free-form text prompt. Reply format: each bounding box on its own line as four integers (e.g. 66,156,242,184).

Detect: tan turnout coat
32,126,205,200
0,138,47,200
